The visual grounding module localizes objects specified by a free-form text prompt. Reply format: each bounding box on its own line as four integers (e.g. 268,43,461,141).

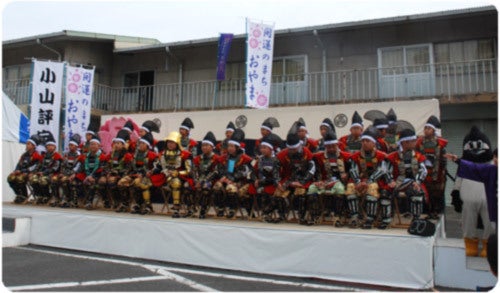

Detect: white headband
260,125,272,132
286,141,301,149
375,124,388,129
202,140,215,147
260,141,273,149
425,123,437,131
351,123,363,129
179,125,190,131
324,139,338,146
112,138,126,144
228,140,240,147
90,138,101,144
361,135,377,143
139,138,151,148
398,135,417,143
320,123,332,128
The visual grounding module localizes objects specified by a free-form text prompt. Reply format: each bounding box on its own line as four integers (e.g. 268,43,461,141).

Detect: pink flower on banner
72,73,81,82
67,83,78,93
257,94,268,106
249,38,259,49
252,28,262,38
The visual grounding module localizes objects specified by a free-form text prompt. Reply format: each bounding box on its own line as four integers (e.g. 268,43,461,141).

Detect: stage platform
3,203,438,290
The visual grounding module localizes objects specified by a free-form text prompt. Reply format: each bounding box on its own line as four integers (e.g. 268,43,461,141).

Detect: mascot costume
451,126,494,257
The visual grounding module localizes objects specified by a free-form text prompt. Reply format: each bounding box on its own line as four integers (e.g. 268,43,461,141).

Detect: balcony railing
4,59,497,113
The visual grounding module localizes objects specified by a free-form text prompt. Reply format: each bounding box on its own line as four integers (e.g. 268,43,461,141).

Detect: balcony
4,59,497,113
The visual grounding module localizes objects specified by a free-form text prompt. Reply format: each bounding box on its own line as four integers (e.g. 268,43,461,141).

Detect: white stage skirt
3,204,435,289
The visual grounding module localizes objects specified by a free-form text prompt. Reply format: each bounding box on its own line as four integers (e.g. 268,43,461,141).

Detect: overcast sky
2,0,495,43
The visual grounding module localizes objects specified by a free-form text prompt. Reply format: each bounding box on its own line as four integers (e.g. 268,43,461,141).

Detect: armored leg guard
261,194,273,222
307,193,321,225
378,191,392,229
49,183,60,207
131,188,143,214
346,194,360,228
297,196,307,225
38,177,51,204
363,195,378,229
182,189,194,218
276,197,287,223
198,190,210,219
214,190,225,217
322,194,334,218
226,193,237,219
409,191,424,221
333,195,345,227
70,182,82,208
9,178,27,204
84,187,95,210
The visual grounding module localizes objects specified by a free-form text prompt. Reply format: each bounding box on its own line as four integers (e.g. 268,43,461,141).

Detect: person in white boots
450,126,494,257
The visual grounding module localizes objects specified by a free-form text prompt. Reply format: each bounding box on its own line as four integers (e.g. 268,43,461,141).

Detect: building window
434,38,496,64
3,63,31,82
123,71,155,111
379,44,432,75
272,55,307,81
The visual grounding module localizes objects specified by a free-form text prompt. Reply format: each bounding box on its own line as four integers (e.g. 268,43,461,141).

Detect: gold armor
345,182,356,196
165,131,183,151
294,187,306,196
367,182,380,198
134,176,152,204
169,177,182,205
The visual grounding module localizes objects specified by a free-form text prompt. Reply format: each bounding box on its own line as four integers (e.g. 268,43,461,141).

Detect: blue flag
216,33,233,81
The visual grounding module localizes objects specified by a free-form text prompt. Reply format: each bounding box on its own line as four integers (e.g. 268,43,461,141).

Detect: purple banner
216,33,233,81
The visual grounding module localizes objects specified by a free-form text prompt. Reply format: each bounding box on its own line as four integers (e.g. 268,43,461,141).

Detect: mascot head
462,125,493,163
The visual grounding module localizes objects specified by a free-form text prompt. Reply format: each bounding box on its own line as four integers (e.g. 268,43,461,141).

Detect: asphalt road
3,245,377,292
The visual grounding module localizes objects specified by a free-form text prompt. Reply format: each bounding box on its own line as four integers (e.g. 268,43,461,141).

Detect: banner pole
244,18,248,109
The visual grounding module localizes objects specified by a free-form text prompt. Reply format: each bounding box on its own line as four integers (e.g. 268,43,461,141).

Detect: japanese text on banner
64,66,95,150
29,60,65,147
245,19,275,109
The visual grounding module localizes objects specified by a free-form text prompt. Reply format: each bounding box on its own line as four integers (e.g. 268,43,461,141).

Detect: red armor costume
416,115,448,219
347,127,391,229
8,134,43,204
118,132,157,214
100,129,134,210
58,134,82,208
276,133,315,225
339,111,364,154
254,136,283,223
214,129,254,219
193,131,220,218
215,121,235,156
74,135,109,210
179,117,198,157
34,134,63,206
386,128,428,224
310,129,350,226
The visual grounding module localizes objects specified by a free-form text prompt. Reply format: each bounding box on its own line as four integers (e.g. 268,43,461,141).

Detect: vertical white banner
64,66,95,150
246,19,275,109
30,60,65,147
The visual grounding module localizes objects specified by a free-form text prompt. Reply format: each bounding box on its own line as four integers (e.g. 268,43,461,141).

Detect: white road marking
7,276,169,291
154,268,218,292
13,246,366,291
